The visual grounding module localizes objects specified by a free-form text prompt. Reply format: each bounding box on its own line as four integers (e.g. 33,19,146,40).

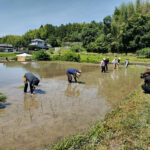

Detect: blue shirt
66,68,79,76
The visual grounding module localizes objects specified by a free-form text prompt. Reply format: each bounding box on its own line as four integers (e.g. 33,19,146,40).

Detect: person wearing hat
23,72,40,95
66,68,81,83
112,57,118,69
100,58,105,73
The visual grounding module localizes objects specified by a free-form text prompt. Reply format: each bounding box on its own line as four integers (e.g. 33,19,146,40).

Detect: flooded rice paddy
0,61,146,150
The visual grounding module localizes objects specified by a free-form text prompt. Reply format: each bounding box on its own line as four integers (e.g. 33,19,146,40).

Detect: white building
0,44,13,52
29,39,51,50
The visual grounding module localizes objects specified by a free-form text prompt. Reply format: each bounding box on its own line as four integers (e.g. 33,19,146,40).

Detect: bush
70,45,85,52
52,54,61,61
52,52,80,62
62,52,80,62
136,48,150,58
33,50,50,60
0,93,6,102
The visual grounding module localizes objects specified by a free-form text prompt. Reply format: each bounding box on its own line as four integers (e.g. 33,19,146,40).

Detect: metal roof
0,44,13,48
31,39,44,42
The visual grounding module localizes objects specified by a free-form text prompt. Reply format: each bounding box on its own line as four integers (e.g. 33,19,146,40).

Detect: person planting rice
100,58,105,73
66,68,81,83
112,57,118,69
105,57,109,71
23,72,40,95
141,69,150,94
125,58,129,68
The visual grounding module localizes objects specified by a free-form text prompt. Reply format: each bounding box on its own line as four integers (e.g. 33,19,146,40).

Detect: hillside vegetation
0,0,150,54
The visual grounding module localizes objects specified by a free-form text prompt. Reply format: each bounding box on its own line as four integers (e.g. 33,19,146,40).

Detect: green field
0,53,17,58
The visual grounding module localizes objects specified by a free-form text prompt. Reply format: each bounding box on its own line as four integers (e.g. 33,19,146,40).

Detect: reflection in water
23,94,38,111
65,84,80,97
3,61,98,79
98,67,144,107
0,107,5,115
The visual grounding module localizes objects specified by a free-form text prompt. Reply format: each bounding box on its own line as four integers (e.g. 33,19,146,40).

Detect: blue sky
0,0,136,36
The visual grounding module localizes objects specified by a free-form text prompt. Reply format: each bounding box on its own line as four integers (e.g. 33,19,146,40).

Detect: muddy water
0,62,145,150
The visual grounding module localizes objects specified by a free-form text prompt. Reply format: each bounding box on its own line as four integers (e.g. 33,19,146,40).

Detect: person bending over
141,70,150,93
66,68,81,83
23,72,40,95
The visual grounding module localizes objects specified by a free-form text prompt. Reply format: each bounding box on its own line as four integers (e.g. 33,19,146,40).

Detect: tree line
0,0,150,54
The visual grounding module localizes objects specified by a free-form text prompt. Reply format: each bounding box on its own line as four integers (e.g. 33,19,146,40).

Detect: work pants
24,82,34,94
101,66,105,73
67,73,77,83
141,84,150,93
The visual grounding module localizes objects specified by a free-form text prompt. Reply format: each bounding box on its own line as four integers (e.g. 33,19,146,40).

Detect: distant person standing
66,68,81,83
23,73,40,95
112,57,118,69
105,57,109,71
117,57,121,68
125,58,129,68
100,58,105,73
6,57,9,61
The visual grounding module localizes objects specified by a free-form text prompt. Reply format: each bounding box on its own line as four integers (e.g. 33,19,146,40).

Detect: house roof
16,53,32,57
31,39,44,42
0,44,13,48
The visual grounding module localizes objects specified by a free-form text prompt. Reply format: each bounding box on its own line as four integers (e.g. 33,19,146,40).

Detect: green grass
17,85,24,89
79,52,150,64
1,51,150,64
46,85,150,150
51,49,150,64
0,53,17,58
0,93,7,102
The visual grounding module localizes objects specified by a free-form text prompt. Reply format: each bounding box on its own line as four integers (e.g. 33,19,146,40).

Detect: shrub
70,45,85,52
52,52,80,62
0,93,6,102
52,54,61,61
33,50,50,60
136,48,150,58
62,52,80,62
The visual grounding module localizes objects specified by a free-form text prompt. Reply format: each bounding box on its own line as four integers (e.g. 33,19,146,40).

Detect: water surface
0,62,145,150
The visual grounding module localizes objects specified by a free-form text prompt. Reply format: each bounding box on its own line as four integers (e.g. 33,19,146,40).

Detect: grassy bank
51,50,150,64
47,85,150,150
1,51,150,64
0,53,17,58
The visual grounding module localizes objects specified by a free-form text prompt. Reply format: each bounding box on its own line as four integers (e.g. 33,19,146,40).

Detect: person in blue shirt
66,68,81,83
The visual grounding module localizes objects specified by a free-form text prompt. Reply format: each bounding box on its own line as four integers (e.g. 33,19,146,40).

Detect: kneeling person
23,73,40,95
66,68,81,83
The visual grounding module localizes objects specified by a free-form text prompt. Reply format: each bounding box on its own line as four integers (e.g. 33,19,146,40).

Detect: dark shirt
66,68,79,77
145,76,150,87
105,59,109,65
25,73,40,85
